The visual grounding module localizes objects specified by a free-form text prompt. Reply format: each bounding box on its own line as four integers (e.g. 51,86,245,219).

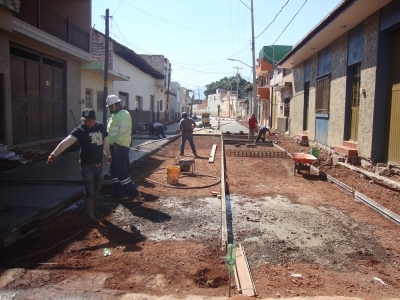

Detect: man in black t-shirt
47,109,111,224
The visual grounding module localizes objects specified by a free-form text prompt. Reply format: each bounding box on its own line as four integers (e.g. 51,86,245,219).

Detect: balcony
13,0,89,52
257,86,270,100
256,58,272,77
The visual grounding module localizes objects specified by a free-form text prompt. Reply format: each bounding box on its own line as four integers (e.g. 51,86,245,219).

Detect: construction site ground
1,131,400,300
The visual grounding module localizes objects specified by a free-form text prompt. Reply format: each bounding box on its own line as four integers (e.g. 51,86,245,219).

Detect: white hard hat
106,95,122,107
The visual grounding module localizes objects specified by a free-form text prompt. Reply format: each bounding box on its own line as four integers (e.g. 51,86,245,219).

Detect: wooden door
11,48,66,143
0,74,4,144
303,82,309,131
349,64,361,142
11,57,40,143
387,29,400,164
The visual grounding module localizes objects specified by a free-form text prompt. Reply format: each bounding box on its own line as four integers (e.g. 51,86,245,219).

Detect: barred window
97,91,103,111
315,75,330,114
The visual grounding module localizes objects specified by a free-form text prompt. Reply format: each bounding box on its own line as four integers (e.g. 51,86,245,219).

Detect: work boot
84,197,99,224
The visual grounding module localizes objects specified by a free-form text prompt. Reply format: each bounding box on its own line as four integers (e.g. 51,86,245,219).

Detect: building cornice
12,18,92,61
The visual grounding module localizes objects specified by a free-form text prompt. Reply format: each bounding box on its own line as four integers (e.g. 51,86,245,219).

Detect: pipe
69,110,77,127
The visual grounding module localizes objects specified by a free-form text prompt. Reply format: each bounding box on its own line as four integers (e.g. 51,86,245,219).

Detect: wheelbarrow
292,153,318,176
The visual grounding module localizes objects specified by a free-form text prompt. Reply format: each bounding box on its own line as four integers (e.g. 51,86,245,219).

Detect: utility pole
233,67,242,119
194,85,200,117
102,9,111,125
251,0,257,119
166,65,171,123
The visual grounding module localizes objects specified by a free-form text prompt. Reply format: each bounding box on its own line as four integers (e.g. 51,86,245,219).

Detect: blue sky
92,0,342,98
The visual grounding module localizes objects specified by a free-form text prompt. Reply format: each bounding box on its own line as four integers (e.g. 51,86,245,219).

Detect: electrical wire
255,0,290,39
272,0,308,45
119,1,248,41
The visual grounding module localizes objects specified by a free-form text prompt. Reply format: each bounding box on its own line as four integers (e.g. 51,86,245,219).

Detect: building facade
279,0,400,164
0,0,92,149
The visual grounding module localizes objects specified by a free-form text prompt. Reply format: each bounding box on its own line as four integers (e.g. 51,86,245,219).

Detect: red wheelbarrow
292,153,318,176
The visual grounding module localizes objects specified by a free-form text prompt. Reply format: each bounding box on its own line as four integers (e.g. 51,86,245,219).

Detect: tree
204,75,251,98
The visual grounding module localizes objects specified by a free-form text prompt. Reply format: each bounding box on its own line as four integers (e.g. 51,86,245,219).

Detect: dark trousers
256,128,270,143
180,132,196,154
109,145,139,197
155,126,166,139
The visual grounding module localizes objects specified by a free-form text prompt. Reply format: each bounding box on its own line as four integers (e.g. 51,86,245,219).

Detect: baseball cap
181,112,188,117
81,108,96,120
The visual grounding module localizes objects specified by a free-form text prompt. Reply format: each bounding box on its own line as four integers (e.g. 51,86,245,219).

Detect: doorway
10,46,66,144
387,28,400,164
349,63,361,142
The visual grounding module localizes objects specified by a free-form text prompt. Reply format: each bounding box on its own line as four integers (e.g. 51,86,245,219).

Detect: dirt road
0,134,399,299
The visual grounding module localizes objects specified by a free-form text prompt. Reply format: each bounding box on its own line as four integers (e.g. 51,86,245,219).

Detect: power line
255,0,290,39
118,1,248,41
272,0,307,45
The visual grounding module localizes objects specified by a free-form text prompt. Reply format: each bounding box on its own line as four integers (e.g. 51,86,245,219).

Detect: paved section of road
0,118,248,247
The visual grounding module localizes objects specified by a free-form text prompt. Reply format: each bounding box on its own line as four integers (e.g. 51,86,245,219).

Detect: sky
92,0,342,98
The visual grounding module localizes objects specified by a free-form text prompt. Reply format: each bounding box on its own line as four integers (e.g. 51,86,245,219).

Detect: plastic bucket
310,148,320,158
166,166,180,184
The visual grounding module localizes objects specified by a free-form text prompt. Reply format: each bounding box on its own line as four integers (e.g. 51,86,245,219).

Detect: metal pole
251,0,257,118
194,86,199,117
103,9,110,125
233,67,242,119
166,66,171,123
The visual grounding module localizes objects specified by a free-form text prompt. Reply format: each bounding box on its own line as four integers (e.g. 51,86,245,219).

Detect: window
119,92,129,110
150,95,155,111
159,100,163,111
284,98,290,117
97,91,104,111
85,89,93,108
351,64,361,108
315,75,331,114
135,96,142,110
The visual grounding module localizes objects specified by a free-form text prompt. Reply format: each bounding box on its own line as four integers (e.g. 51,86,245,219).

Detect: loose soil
0,133,400,299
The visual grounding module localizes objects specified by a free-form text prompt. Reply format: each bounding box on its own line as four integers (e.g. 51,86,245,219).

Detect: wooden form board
234,244,257,297
209,144,217,163
220,137,227,248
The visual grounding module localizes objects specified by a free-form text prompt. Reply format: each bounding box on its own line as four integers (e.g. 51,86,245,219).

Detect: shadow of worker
94,219,146,252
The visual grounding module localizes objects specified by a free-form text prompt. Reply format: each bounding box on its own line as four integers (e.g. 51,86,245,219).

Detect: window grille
315,75,330,114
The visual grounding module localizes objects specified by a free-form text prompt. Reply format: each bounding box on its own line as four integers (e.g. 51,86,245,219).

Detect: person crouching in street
179,112,198,156
149,122,166,139
255,125,271,143
105,95,141,201
47,108,111,224
248,113,258,140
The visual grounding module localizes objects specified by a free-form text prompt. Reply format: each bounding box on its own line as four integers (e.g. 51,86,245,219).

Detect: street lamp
227,57,257,118
227,58,252,68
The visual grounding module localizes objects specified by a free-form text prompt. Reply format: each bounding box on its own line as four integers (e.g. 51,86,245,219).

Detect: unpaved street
0,134,399,299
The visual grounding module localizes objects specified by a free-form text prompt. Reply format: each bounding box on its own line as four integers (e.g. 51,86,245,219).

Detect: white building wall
81,69,116,124
207,91,227,116
170,82,181,120
112,54,163,112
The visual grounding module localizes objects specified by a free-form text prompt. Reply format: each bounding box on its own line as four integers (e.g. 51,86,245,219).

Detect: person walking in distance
248,113,258,140
105,95,141,201
179,112,198,156
255,125,271,143
149,122,166,139
47,108,111,224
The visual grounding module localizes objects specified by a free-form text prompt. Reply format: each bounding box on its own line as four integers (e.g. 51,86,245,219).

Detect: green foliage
204,75,250,98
